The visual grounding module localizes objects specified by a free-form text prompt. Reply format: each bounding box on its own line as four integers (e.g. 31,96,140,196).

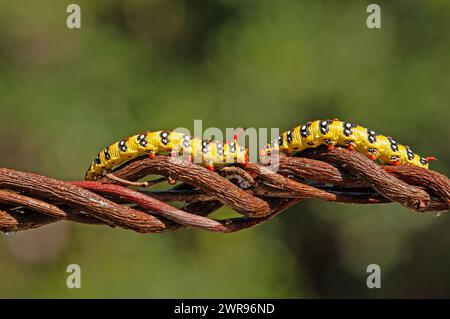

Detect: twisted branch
0,147,448,234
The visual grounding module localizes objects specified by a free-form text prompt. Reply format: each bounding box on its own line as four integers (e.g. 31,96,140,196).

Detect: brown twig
0,168,167,233
307,147,431,209
69,181,227,232
0,147,448,234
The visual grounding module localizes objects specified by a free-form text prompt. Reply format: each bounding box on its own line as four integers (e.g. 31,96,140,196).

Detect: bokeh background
0,0,449,298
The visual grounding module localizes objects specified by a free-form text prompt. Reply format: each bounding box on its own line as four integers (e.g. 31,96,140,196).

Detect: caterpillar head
85,169,97,181
85,163,103,181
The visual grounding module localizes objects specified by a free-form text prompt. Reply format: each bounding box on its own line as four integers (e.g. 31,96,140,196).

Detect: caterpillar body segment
262,119,431,169
85,131,247,181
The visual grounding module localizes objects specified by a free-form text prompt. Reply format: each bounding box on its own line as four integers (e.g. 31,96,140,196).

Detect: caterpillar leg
342,139,355,151
323,139,334,151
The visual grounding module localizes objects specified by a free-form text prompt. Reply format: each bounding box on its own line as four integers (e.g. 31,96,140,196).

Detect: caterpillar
85,130,248,181
260,119,435,169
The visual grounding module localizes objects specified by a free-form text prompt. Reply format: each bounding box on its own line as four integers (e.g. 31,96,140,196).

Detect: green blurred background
0,0,449,298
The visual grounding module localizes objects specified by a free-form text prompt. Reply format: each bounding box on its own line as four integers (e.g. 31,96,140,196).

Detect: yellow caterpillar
85,130,248,181
260,119,435,169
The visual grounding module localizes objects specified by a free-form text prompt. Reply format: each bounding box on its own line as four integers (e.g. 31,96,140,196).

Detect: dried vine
0,147,448,234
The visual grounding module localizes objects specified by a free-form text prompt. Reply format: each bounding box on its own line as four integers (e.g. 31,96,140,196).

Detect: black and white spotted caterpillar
260,119,435,169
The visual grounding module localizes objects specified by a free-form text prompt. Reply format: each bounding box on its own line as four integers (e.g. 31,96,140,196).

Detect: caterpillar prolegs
260,119,435,169
85,130,248,181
